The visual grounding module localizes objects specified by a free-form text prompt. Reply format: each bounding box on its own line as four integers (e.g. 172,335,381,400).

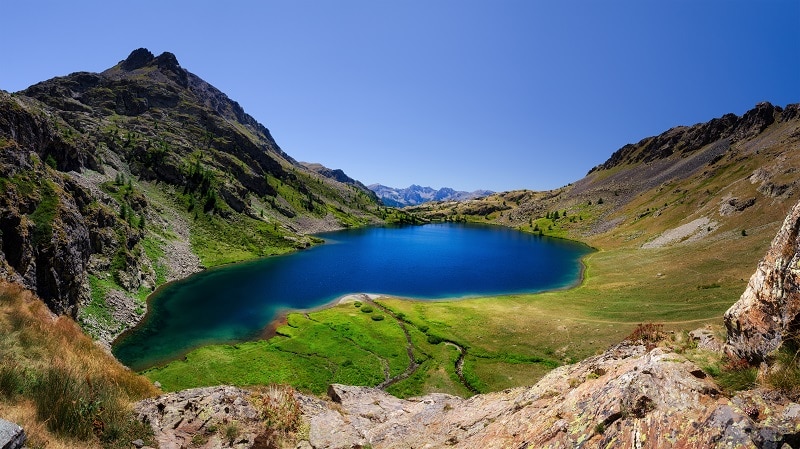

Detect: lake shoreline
113,223,593,371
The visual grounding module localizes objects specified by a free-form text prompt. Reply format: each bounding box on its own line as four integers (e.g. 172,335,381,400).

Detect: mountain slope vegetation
0,48,383,344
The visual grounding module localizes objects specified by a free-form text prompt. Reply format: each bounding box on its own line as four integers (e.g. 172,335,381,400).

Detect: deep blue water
112,223,593,370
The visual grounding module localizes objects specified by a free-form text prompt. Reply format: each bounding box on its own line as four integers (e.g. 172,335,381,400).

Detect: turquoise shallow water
112,223,593,370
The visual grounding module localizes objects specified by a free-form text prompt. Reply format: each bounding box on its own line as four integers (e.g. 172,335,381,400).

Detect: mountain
407,102,800,244
0,48,383,343
368,183,493,207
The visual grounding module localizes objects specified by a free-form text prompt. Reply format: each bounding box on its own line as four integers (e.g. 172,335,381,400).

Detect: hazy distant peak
369,184,493,207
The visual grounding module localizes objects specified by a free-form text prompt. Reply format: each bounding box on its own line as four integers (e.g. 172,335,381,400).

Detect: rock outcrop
138,342,800,448
724,200,800,363
135,386,266,449
0,419,25,449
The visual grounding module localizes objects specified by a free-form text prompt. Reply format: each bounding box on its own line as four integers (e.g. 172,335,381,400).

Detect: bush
426,334,444,345
626,323,665,349
371,315,385,321
251,385,302,446
360,305,374,314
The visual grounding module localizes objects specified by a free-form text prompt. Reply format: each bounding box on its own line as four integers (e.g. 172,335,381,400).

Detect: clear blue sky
1,1,798,192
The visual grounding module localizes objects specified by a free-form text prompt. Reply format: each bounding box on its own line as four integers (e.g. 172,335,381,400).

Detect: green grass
141,236,168,285
145,303,410,393
28,179,59,246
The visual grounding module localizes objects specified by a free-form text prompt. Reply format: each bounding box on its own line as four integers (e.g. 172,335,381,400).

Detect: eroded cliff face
724,200,800,363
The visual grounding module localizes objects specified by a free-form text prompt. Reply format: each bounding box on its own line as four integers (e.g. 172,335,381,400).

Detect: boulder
724,200,800,363
0,419,25,449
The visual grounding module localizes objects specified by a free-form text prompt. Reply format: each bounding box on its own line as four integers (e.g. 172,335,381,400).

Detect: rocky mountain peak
117,48,187,87
724,199,800,363
120,47,155,71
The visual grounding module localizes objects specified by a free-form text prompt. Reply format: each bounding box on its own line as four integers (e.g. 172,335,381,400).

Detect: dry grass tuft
250,384,306,447
0,282,158,448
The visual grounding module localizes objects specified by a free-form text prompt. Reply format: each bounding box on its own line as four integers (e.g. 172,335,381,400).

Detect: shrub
360,305,374,314
426,334,444,345
224,422,240,445
626,323,665,349
371,315,385,321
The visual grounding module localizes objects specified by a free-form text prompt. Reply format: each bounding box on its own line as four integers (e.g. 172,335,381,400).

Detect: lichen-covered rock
724,200,800,363
134,386,265,449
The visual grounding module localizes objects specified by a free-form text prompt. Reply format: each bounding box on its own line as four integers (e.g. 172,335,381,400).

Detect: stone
0,418,25,449
689,326,724,352
121,48,155,71
724,199,800,363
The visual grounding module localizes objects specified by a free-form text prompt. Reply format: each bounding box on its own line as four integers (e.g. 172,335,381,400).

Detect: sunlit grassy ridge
0,282,158,449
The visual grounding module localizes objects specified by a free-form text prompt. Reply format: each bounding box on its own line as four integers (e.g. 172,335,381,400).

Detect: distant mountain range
368,184,493,207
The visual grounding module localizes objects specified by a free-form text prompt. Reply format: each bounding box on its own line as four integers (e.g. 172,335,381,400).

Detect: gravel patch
642,217,716,249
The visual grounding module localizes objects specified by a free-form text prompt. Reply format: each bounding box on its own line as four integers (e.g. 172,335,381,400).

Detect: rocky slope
0,48,383,343
406,102,800,247
368,183,493,207
137,199,800,448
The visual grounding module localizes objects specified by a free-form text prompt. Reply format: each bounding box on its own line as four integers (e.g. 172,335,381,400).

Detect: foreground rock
135,386,265,449
137,343,800,448
0,419,25,449
305,343,800,448
724,200,800,363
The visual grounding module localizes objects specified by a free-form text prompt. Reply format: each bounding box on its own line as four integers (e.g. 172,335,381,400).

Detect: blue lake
112,223,593,370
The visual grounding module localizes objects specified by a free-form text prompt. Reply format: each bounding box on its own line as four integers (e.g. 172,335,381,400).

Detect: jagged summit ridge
589,102,798,174
120,48,156,71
